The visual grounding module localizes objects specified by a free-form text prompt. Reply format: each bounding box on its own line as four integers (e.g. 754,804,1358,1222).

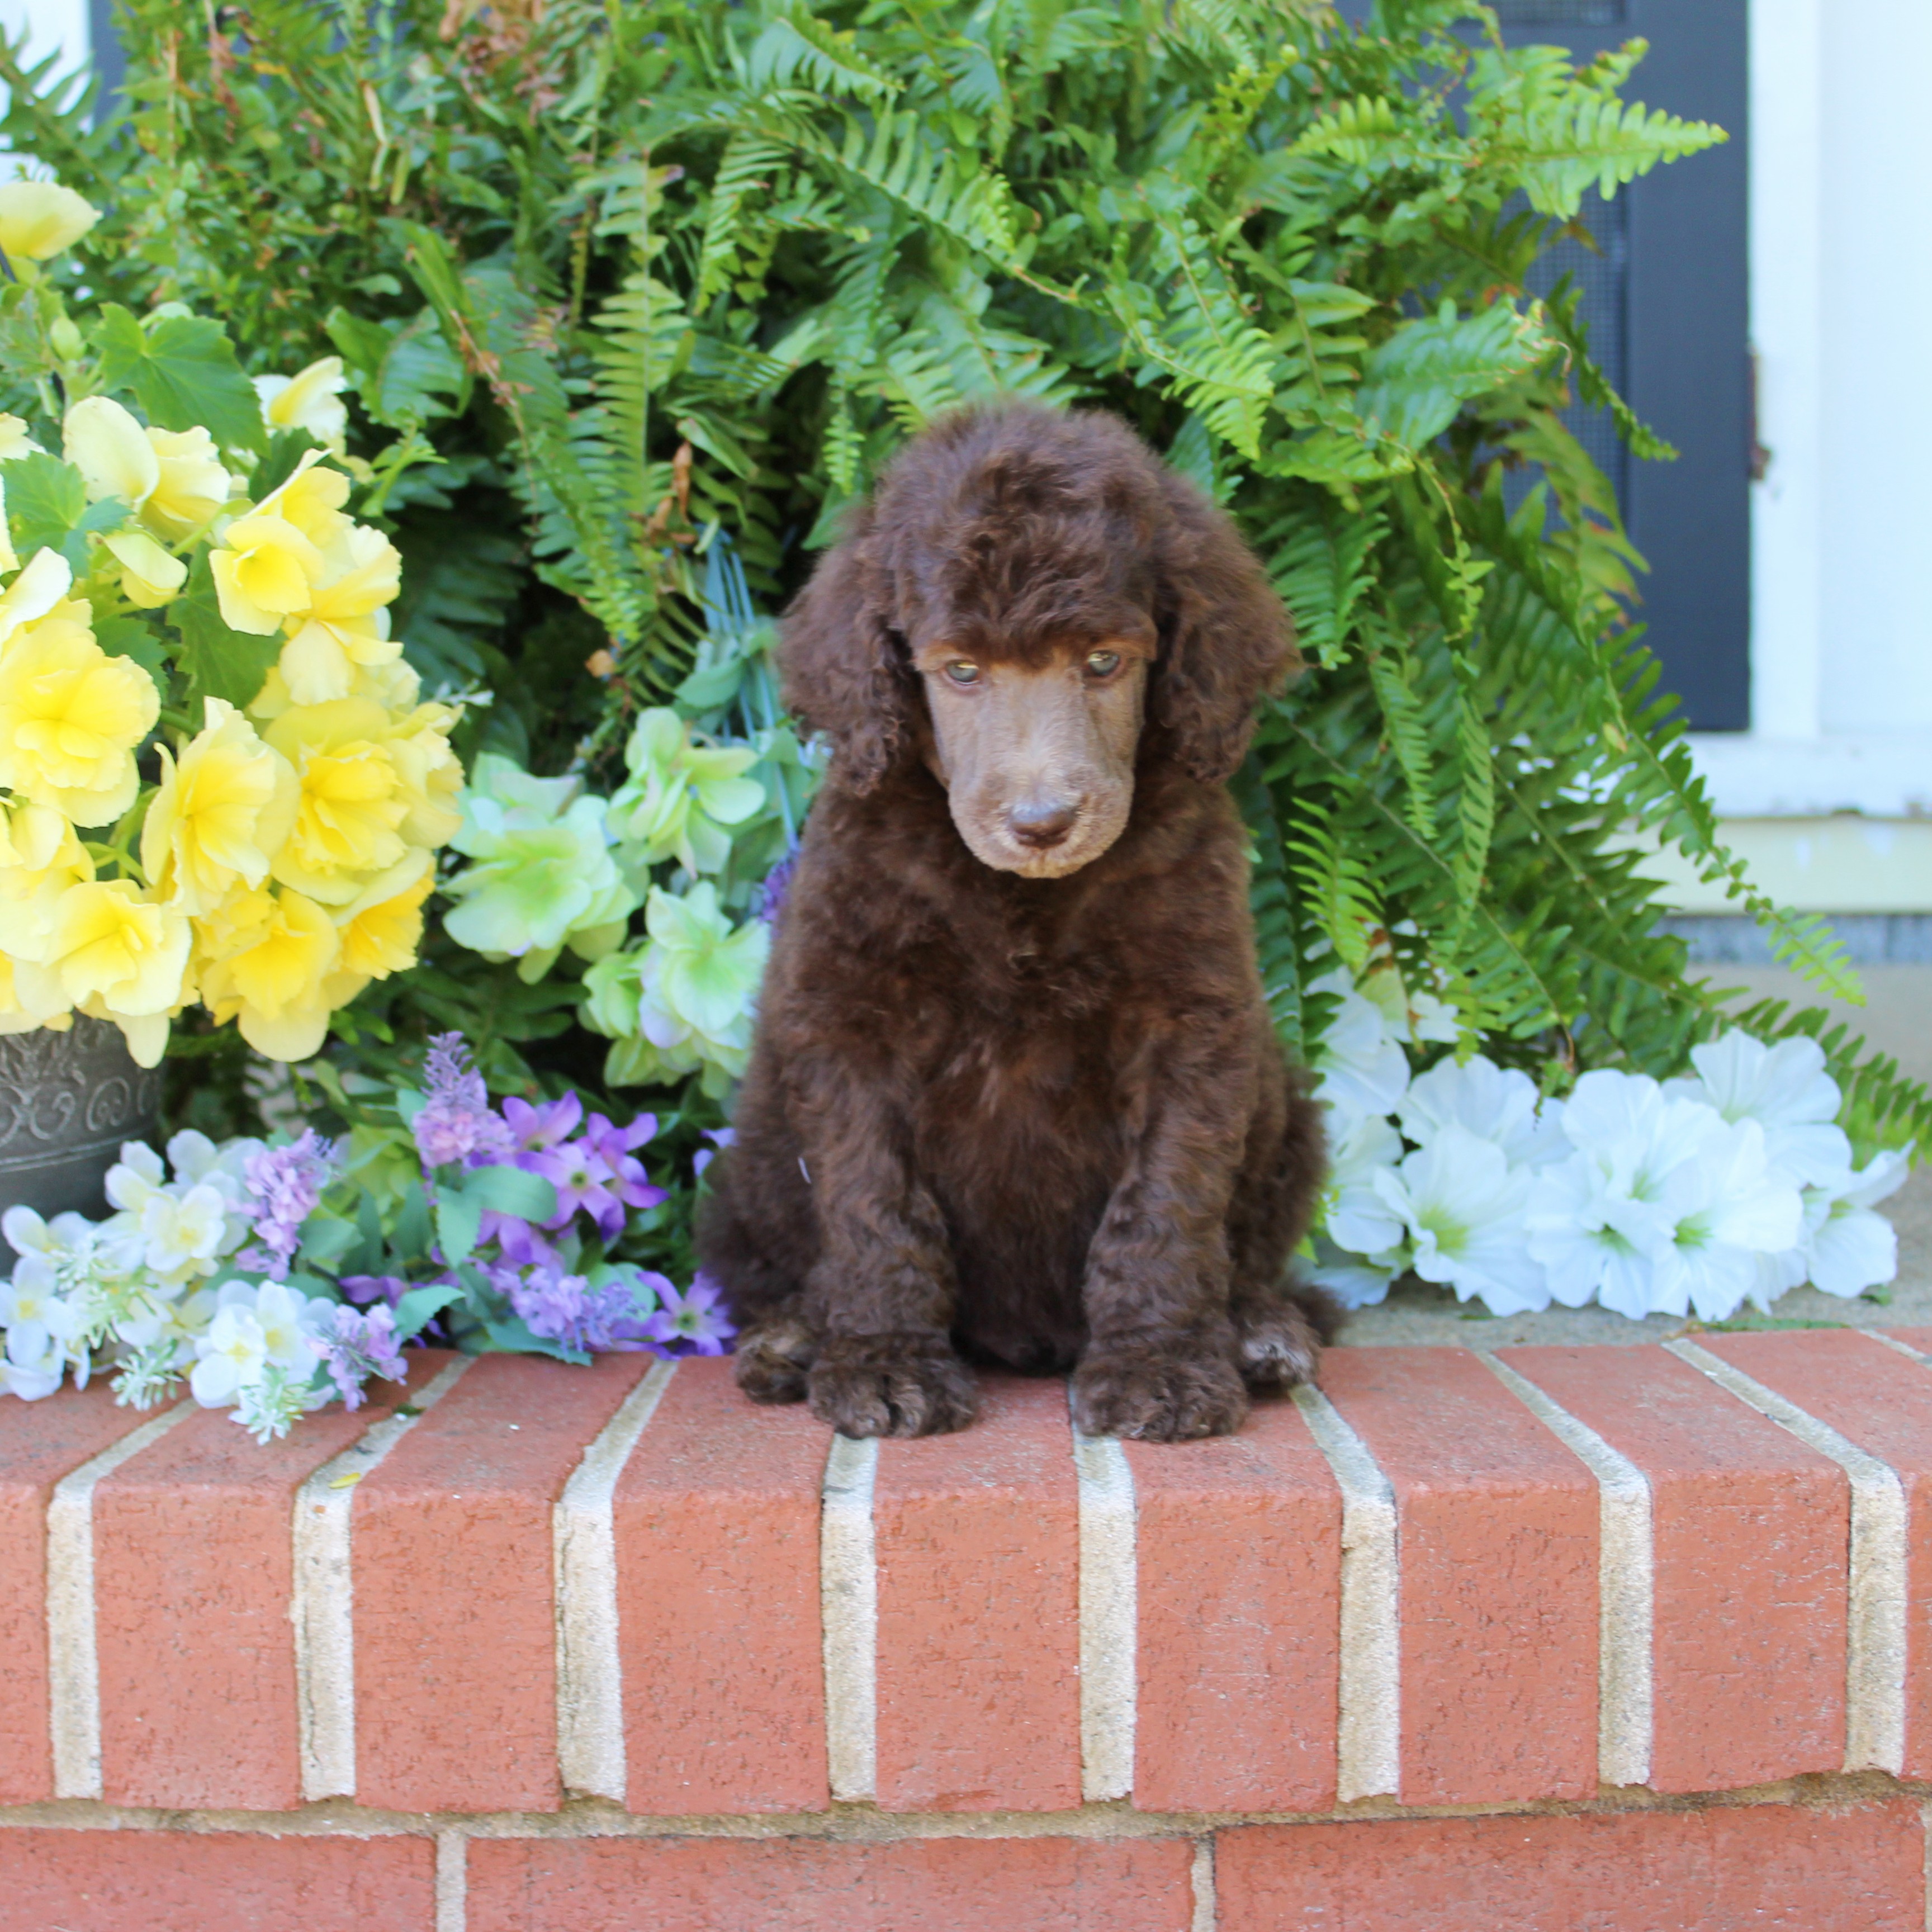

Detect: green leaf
434,1190,484,1266
1,451,125,571
481,1317,590,1365
394,1282,466,1343
458,1163,559,1225
167,552,280,709
93,305,266,455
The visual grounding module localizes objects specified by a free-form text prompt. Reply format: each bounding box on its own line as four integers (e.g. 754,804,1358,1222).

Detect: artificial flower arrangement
0,183,460,1064
1306,963,1908,1323
0,1032,730,1438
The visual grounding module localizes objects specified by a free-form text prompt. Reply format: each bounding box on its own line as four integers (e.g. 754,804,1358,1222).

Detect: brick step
4,1333,1932,1928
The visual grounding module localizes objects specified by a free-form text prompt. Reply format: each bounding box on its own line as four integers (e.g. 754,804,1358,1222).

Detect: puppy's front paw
809,1337,978,1438
1234,1305,1323,1390
1073,1342,1248,1442
733,1313,819,1405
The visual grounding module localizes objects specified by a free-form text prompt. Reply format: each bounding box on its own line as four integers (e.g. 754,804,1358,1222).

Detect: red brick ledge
7,1332,1932,1925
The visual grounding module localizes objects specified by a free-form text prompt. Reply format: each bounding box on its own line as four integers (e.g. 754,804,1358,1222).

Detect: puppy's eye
944,661,982,686
1085,649,1122,678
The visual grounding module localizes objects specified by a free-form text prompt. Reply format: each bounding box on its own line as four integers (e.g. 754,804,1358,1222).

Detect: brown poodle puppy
697,401,1333,1441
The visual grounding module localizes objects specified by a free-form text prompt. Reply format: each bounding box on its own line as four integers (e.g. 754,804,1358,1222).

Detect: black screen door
1335,0,1752,730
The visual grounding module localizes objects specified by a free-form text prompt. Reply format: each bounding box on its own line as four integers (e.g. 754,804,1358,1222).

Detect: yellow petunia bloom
0,611,160,825
0,547,74,647
196,883,341,1062
0,181,98,262
0,947,72,1035
254,357,348,449
144,427,232,537
63,395,160,507
209,512,324,635
141,697,299,916
0,413,44,462
262,699,408,904
382,701,466,849
255,451,352,550
103,530,188,609
277,524,404,705
336,851,434,981
8,879,191,1068
0,799,95,965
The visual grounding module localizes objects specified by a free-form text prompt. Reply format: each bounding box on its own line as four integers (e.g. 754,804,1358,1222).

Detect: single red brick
90,1352,452,1810
1216,1798,1925,1930
615,1356,832,1812
1705,1329,1932,1778
873,1374,1081,1811
1319,1347,1598,1805
1503,1343,1848,1792
0,1383,183,1803
353,1352,652,1812
0,1828,435,1932
1123,1396,1342,1812
467,1834,1194,1932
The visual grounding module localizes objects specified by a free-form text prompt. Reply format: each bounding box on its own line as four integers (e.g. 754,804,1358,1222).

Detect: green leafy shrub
6,0,1924,1167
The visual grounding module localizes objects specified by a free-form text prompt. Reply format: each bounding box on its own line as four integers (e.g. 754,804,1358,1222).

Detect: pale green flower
584,882,769,1098
608,709,765,876
441,752,639,983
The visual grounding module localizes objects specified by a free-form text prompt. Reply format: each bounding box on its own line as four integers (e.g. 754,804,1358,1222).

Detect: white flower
1,1327,67,1400
1372,1123,1549,1315
1309,969,1410,1117
253,1280,327,1376
1310,1106,1409,1309
135,1181,231,1281
1398,1054,1568,1168
190,1303,270,1404
1648,1117,1804,1323
254,357,349,448
104,1140,167,1213
1669,1030,1848,1188
0,1254,80,1366
1799,1147,1910,1300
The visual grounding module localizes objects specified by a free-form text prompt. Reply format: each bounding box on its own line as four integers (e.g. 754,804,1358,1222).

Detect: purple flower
321,1303,410,1411
481,1213,558,1268
693,1127,735,1179
502,1259,657,1355
582,1111,668,1224
522,1136,623,1237
413,1033,514,1169
501,1091,583,1153
340,1272,409,1308
755,850,795,925
643,1272,737,1357
241,1130,337,1279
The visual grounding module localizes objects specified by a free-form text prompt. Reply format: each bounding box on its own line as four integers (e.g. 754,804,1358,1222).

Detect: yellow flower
0,482,14,574
336,852,434,981
382,701,465,849
0,799,95,965
63,395,160,507
144,427,232,537
0,547,74,647
103,531,188,609
141,697,299,916
262,699,408,903
255,451,352,549
277,524,403,705
254,357,348,449
0,948,72,1034
0,413,44,462
0,181,98,262
196,884,340,1061
209,512,324,636
0,611,159,825
8,879,190,1067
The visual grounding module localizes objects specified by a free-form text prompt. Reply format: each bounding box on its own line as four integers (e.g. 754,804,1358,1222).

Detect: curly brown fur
698,401,1333,1441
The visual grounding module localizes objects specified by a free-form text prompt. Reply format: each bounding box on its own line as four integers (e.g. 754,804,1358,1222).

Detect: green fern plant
10,0,1922,1154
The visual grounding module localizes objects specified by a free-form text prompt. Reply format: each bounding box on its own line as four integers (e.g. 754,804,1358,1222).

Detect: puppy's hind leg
695,1154,821,1405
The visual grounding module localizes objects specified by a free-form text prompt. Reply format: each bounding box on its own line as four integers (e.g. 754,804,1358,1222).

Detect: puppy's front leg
793,1057,978,1438
1073,1024,1253,1441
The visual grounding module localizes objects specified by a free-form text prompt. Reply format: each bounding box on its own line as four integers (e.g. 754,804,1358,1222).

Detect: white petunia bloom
1371,1123,1549,1315
1647,1116,1805,1323
1398,1054,1568,1169
1309,969,1411,1118
1311,1105,1410,1308
1669,1030,1848,1188
135,1181,231,1282
0,1255,80,1368
1799,1147,1910,1299
190,1302,270,1405
105,1140,167,1214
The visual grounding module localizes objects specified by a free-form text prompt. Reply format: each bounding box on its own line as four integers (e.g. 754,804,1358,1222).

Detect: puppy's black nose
1010,799,1078,849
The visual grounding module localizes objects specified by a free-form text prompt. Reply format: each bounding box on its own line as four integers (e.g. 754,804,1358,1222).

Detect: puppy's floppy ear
1149,470,1300,784
778,512,917,795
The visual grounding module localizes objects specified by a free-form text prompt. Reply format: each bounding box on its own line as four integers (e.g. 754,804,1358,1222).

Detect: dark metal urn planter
0,1020,163,1265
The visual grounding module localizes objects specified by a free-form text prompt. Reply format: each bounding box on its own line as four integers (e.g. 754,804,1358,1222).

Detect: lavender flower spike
414,1033,514,1169
241,1130,338,1280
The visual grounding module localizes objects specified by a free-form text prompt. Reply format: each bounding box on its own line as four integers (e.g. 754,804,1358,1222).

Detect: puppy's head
780,402,1298,877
